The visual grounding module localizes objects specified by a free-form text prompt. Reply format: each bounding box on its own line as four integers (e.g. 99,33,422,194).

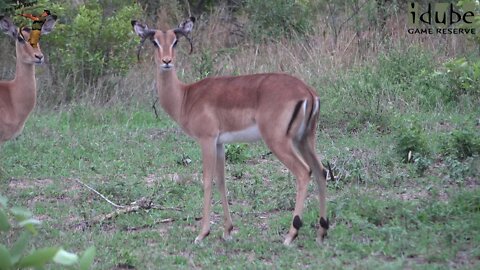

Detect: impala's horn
174,16,195,54
136,36,147,61
131,20,154,61
173,28,193,54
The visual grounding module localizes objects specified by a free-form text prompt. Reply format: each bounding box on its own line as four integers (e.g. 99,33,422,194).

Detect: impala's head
0,15,56,65
131,17,195,71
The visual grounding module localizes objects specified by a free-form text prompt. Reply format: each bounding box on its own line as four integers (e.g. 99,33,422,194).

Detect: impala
132,17,331,245
0,15,56,144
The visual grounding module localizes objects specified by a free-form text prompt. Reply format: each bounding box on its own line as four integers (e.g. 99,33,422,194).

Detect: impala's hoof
222,233,233,242
222,225,234,241
194,236,203,245
283,234,296,246
194,230,210,244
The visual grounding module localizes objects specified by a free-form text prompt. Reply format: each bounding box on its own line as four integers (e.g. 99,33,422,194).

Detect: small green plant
437,57,480,99
225,144,249,163
394,118,429,163
243,0,314,40
0,194,95,270
411,153,432,176
441,128,480,160
193,49,215,80
444,156,471,183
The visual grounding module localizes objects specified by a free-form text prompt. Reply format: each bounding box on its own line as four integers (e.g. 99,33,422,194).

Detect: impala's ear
131,20,155,39
177,16,195,35
0,16,19,40
41,15,57,35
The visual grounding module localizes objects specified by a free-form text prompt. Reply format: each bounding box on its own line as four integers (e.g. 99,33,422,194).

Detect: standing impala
132,17,330,245
0,15,56,144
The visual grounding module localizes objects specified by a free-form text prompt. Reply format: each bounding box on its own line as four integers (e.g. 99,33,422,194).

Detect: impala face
132,17,194,71
151,31,178,70
0,15,56,65
17,28,45,65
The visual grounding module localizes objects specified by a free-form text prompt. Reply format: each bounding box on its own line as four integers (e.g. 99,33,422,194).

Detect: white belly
218,124,262,144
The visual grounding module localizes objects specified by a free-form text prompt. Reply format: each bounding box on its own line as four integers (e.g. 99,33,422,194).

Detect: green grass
1,104,478,269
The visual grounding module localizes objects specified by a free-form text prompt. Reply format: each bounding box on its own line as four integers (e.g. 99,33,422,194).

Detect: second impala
132,17,331,245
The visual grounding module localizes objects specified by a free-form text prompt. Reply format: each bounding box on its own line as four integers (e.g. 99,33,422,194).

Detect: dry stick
73,178,126,208
71,179,188,228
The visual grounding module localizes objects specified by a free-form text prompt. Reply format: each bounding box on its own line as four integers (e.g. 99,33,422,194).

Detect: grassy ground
1,104,478,269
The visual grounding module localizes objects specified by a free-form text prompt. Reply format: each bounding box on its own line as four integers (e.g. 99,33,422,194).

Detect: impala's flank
0,15,56,144
132,17,330,245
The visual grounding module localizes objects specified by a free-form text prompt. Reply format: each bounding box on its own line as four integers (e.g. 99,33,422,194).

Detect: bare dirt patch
8,178,54,189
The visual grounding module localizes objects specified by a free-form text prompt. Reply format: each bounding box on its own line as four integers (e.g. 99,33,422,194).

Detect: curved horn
131,20,155,62
136,36,147,62
173,29,193,54
18,25,26,42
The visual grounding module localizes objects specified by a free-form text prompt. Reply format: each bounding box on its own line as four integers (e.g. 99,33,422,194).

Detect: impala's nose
162,57,172,65
34,54,44,61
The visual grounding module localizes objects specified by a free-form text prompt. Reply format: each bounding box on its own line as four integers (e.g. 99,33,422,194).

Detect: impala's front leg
194,138,217,244
216,143,233,240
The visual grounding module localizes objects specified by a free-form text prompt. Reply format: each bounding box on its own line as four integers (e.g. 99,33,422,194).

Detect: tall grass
0,2,474,110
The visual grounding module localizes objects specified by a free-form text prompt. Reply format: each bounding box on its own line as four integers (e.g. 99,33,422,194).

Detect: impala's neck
11,44,37,115
156,67,185,122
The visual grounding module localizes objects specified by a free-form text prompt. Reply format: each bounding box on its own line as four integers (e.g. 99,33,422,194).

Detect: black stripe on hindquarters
286,100,304,135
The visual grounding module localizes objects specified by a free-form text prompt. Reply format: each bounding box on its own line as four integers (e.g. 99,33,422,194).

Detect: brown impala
0,15,56,144
132,17,331,245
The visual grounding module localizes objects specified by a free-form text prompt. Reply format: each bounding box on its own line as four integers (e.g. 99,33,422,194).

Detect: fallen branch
73,178,126,208
91,200,151,224
70,178,187,229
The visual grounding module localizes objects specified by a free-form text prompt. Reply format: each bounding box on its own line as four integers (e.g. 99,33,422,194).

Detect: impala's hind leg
298,129,329,243
261,133,311,245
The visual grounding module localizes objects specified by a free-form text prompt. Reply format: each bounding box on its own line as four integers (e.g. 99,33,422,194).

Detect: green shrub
44,1,142,103
225,144,249,163
394,118,429,163
441,128,480,160
243,0,314,40
412,153,432,176
325,46,447,131
0,194,95,270
435,57,480,100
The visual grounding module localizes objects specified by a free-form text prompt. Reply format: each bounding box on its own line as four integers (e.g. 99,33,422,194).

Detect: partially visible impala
132,17,331,245
0,15,56,144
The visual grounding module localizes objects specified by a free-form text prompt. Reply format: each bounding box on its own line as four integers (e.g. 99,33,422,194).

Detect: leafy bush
441,128,480,160
243,0,314,40
435,57,480,100
0,194,95,270
412,153,432,176
225,144,249,163
394,118,429,163
45,1,142,103
326,47,445,131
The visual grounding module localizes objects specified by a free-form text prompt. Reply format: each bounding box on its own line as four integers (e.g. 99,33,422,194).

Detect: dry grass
1,4,475,108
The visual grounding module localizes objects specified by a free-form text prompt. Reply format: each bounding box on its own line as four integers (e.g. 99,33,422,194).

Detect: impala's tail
286,96,320,141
